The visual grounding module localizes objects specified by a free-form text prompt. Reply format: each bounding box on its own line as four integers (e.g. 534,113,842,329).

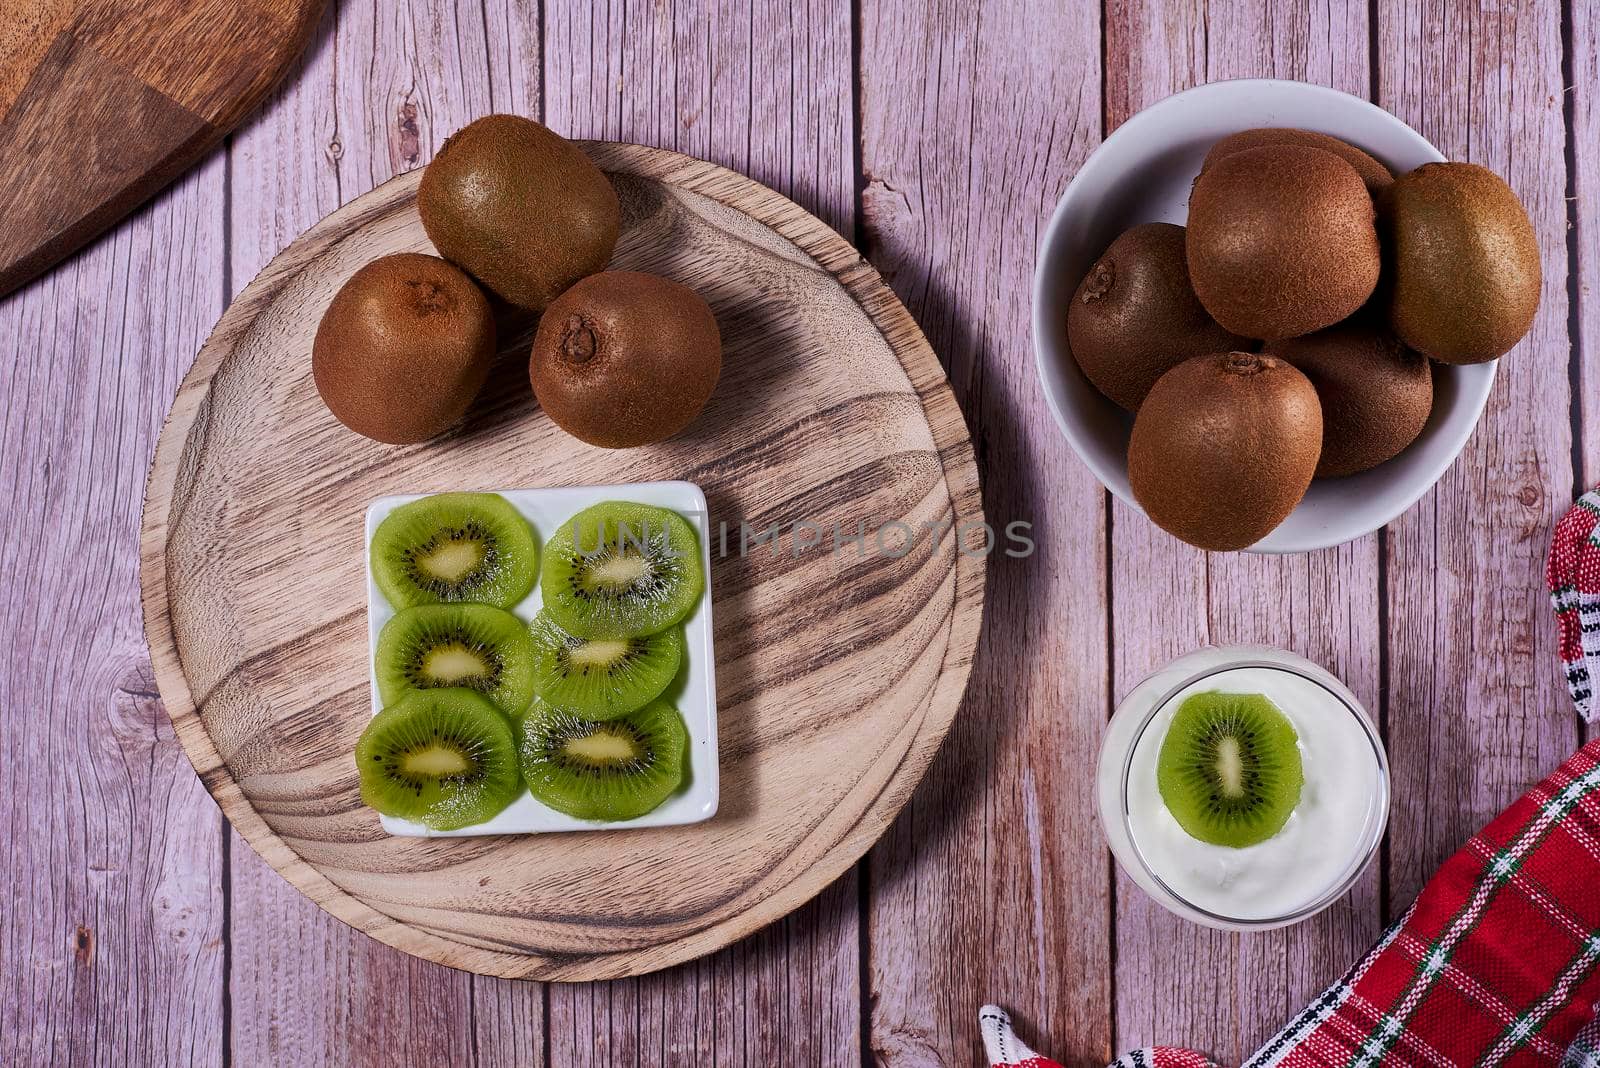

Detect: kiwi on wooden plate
528,609,684,720
1067,222,1249,411
1128,352,1322,552
375,603,537,718
1271,322,1433,478
1378,161,1541,364
1157,690,1304,848
519,697,689,821
1186,143,1381,340
312,252,495,444
1202,128,1393,195
418,114,620,311
356,688,523,830
372,492,538,610
540,501,704,639
530,271,722,448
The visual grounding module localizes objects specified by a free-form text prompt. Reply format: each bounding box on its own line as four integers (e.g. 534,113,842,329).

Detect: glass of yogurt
1097,645,1389,930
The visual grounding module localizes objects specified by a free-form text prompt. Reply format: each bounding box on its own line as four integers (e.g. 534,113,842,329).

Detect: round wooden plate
140,143,985,980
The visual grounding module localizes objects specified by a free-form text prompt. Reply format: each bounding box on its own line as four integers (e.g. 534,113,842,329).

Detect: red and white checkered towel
986,740,1600,1066
1547,490,1600,723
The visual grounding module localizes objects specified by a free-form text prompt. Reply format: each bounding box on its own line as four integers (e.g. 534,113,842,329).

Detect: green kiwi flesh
356,689,522,830
1156,691,1304,848
519,697,688,821
1270,322,1433,477
372,492,538,610
1186,143,1381,340
540,501,703,638
1378,161,1541,364
1128,352,1322,552
375,603,536,718
1067,222,1249,411
528,609,683,719
1202,128,1393,195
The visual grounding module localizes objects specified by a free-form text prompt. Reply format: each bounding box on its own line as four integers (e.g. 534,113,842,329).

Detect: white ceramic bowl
1033,79,1493,553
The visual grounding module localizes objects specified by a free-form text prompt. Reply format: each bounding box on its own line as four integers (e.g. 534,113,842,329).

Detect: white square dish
364,480,719,837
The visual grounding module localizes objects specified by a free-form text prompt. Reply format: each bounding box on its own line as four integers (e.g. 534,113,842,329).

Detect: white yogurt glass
1098,645,1389,930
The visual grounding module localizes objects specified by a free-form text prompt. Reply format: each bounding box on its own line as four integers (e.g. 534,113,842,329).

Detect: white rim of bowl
1031,78,1491,554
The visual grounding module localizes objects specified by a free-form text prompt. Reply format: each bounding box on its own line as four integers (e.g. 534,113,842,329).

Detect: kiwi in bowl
1033,79,1496,553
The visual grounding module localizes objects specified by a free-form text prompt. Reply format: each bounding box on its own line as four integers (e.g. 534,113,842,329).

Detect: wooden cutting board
0,0,324,297
140,143,986,980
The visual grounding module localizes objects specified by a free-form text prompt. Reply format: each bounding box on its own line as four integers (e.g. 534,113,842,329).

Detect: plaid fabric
984,741,1600,1068
1546,490,1600,723
980,1005,1217,1068
1239,738,1600,1067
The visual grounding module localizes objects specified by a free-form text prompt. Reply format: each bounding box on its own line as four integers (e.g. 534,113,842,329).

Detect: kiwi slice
372,492,538,610
518,697,688,821
356,689,522,830
528,609,683,719
376,603,536,718
540,501,703,638
1156,691,1304,849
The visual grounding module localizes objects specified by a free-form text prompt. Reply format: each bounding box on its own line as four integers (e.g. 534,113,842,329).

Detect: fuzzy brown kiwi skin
530,271,722,448
418,115,620,311
1067,223,1250,411
1128,352,1323,552
1378,162,1541,364
1186,143,1381,341
1203,128,1393,195
1271,322,1433,478
312,253,496,445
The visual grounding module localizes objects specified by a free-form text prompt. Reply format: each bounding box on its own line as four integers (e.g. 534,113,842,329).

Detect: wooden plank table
0,0,1584,1063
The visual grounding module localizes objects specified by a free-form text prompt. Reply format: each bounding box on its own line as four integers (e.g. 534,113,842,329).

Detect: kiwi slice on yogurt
1156,691,1304,848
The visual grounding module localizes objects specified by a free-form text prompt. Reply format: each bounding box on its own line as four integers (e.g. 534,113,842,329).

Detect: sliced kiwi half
375,603,536,718
372,492,538,610
540,501,703,638
356,688,522,830
528,609,683,719
1156,691,1304,849
518,697,688,821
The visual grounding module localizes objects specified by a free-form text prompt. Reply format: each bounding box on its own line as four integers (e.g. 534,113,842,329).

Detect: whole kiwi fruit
1067,222,1249,410
1203,128,1393,194
418,114,620,311
530,271,721,448
1186,143,1381,340
1128,351,1323,552
312,253,495,444
1271,323,1433,477
1378,162,1540,364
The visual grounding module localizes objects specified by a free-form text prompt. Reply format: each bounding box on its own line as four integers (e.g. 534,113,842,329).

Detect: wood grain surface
140,143,985,982
5,0,1594,1063
0,0,326,297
